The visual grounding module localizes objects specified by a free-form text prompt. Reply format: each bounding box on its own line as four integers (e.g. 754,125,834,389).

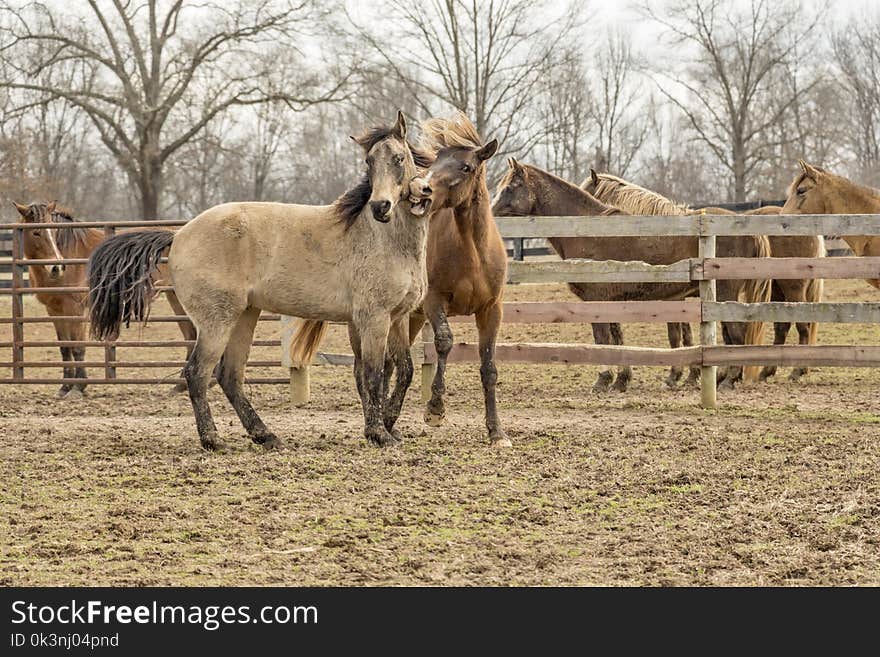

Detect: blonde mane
420,111,482,156
591,173,692,216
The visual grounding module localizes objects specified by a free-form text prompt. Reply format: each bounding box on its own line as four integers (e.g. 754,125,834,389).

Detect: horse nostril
371,200,391,217
421,184,432,195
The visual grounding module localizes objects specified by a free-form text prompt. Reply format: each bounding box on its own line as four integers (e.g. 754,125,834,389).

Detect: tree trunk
138,158,163,220
732,140,746,203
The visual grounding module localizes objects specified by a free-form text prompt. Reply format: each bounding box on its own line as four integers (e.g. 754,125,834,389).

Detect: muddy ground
1,279,878,586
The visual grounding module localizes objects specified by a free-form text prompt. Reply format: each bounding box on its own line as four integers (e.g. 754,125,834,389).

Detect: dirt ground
1,279,879,586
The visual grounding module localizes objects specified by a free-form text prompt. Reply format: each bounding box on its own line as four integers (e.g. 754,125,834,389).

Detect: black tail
87,230,175,340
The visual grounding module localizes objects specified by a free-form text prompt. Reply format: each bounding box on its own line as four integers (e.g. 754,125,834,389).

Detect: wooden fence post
103,225,116,380
10,227,24,380
699,218,717,410
421,322,435,404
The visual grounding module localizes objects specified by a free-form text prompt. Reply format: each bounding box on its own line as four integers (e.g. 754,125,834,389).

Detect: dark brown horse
13,201,197,396
494,161,770,391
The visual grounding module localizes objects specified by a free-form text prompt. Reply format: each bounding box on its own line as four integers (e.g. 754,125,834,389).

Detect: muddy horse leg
183,317,238,452
51,319,73,398
610,322,631,392
476,302,510,447
355,313,396,447
68,319,87,396
217,307,280,450
718,321,745,389
665,323,684,389
759,282,787,382
591,323,614,393
681,323,701,387
382,317,414,441
424,299,452,427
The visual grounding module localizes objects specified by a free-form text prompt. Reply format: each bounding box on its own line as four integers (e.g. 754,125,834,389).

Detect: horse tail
805,236,826,346
87,230,175,340
288,319,328,368
742,234,772,382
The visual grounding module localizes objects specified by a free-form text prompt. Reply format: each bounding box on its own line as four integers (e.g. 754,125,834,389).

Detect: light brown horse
290,113,510,447
12,201,197,396
733,205,825,382
583,170,820,384
494,161,769,391
782,159,880,289
88,112,431,451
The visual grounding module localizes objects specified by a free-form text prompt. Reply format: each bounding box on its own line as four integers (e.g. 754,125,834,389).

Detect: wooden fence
0,220,288,386
2,214,879,408
284,212,880,410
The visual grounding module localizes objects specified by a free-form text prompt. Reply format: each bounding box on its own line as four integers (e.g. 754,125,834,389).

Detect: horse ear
46,200,56,213
799,159,820,179
12,201,29,217
477,139,499,162
590,168,600,185
393,110,407,139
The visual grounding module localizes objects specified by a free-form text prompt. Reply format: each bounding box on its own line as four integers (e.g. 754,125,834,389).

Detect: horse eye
394,154,404,165
796,187,807,196
461,164,472,173
31,230,40,237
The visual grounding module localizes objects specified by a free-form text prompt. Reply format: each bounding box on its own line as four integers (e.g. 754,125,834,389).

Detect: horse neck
388,204,429,257
451,175,499,249
530,169,616,217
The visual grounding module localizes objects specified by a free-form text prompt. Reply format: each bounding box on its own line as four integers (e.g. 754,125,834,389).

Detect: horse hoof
170,382,188,394
200,433,227,452
389,428,404,444
663,379,679,390
489,434,512,448
367,430,401,448
64,388,84,401
252,432,282,450
717,379,736,391
55,388,71,399
612,381,629,393
592,382,611,394
424,409,445,427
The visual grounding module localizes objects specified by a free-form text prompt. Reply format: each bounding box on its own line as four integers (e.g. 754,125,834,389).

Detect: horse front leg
759,282,787,382
51,319,73,399
69,319,87,396
591,323,614,393
476,302,510,447
424,299,452,427
383,317,414,441
356,313,396,447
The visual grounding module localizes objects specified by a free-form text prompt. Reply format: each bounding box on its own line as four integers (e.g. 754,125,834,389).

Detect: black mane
333,127,435,230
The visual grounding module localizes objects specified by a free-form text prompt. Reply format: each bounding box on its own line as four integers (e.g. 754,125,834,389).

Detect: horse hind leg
424,301,452,427
167,291,197,393
681,323,700,387
591,323,614,393
476,302,510,447
217,307,280,450
665,323,684,389
759,282,787,382
610,322,631,392
182,312,240,452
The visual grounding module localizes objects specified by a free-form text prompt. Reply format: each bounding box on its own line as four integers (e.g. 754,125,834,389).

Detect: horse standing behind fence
88,112,431,451
12,201,198,396
290,113,511,448
782,160,880,291
493,160,770,391
718,204,825,382
581,170,774,386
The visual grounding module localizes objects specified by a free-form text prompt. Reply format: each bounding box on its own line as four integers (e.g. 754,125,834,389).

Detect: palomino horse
581,170,774,387
782,160,880,289
88,112,430,451
291,113,511,448
13,201,198,395
724,204,825,382
493,161,769,391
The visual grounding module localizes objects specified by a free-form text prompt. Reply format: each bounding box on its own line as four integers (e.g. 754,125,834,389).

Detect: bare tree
0,0,352,218
832,10,880,185
642,0,826,201
350,0,581,158
590,32,651,177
